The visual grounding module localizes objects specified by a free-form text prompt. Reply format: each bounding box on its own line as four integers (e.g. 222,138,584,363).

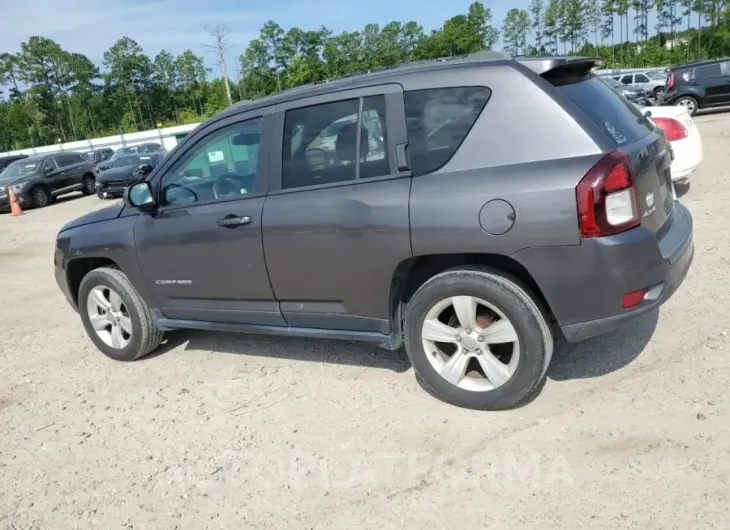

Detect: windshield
647,71,666,80
0,160,40,179
603,77,623,89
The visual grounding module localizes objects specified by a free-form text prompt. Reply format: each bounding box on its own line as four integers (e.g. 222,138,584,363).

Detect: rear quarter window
404,87,490,176
551,75,653,146
693,64,722,79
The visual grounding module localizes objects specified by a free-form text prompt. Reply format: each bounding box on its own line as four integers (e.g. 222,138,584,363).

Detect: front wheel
78,267,164,361
675,96,699,116
31,186,51,208
403,268,553,410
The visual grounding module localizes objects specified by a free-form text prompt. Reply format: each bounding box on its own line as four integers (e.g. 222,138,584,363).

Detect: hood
97,166,135,182
0,173,35,186
59,203,124,232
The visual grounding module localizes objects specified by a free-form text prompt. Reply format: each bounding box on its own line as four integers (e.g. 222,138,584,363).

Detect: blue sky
0,0,521,75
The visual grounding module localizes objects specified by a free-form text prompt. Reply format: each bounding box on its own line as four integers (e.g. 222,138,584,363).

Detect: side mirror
133,163,154,181
44,166,53,174
124,181,156,210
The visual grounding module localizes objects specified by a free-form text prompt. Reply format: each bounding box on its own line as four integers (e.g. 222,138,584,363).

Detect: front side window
635,74,650,83
282,95,390,190
404,87,490,176
160,117,263,207
43,158,58,172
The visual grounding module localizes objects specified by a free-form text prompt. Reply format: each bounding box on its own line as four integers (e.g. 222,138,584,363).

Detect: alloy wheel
421,296,520,392
677,98,696,113
86,286,132,349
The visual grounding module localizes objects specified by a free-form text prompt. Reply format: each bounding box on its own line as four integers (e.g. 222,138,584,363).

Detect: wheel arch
67,257,120,307
389,253,555,338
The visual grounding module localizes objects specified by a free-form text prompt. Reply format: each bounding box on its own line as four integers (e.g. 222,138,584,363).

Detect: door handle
217,215,252,228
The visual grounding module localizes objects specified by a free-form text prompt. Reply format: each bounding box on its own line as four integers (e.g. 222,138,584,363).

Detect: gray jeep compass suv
54,53,694,410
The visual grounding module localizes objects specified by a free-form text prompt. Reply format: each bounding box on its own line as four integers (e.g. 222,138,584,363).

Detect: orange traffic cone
7,186,23,216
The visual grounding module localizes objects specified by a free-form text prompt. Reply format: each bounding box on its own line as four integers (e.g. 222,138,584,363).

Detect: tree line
2,0,730,151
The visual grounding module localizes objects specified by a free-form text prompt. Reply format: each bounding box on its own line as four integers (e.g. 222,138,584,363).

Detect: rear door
693,63,730,105
262,84,412,333
551,73,675,234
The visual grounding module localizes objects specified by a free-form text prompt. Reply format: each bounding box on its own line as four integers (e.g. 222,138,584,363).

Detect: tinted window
56,153,83,167
722,61,730,75
404,87,489,176
554,76,653,146
112,156,143,168
635,74,650,83
694,64,722,79
620,75,633,84
43,158,58,172
282,95,390,189
160,117,262,207
139,144,161,153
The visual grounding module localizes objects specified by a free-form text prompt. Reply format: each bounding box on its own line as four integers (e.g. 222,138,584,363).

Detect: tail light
576,150,639,238
666,72,674,91
651,117,688,141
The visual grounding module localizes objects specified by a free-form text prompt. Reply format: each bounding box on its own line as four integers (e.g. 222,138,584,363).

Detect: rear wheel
403,267,553,410
81,174,96,195
78,267,164,361
675,96,698,116
31,186,51,208
652,86,664,97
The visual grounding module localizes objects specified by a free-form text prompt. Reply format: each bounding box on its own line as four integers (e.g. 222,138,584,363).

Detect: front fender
55,216,156,309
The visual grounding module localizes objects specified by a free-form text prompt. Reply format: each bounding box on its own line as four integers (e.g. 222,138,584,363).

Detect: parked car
96,144,165,173
613,70,667,97
96,153,165,199
660,58,730,115
602,76,653,106
637,105,703,185
54,54,694,410
84,148,115,164
0,152,96,210
0,154,28,172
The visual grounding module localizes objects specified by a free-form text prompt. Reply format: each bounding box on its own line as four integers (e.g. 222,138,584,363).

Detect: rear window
404,87,490,176
551,75,653,146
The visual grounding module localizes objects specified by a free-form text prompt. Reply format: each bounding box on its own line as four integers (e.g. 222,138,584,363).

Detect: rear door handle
217,215,252,228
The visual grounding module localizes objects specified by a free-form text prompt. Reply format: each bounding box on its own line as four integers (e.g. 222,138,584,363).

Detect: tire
31,186,51,208
78,266,164,361
81,174,96,196
403,267,553,410
675,96,698,116
652,86,664,97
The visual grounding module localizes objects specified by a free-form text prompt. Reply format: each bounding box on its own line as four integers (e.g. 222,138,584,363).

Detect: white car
640,105,703,184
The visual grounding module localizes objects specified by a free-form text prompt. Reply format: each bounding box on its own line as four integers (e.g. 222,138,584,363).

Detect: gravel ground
1,112,729,529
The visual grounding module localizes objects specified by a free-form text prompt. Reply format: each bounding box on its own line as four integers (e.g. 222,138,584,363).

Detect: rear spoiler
516,57,603,77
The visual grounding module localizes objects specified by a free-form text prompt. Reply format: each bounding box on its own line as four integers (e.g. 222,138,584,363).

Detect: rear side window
56,154,81,167
552,76,653,146
693,64,722,79
404,87,490,176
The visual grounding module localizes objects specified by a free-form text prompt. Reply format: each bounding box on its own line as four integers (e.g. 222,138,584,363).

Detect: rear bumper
512,201,694,342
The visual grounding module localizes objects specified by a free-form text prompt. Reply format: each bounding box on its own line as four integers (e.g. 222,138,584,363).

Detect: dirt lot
1,113,730,530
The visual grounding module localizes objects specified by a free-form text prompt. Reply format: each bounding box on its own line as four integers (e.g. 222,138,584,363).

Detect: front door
262,85,413,334
134,110,286,326
42,156,70,193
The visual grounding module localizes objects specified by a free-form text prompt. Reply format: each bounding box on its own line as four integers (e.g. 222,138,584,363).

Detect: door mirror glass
124,181,155,209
